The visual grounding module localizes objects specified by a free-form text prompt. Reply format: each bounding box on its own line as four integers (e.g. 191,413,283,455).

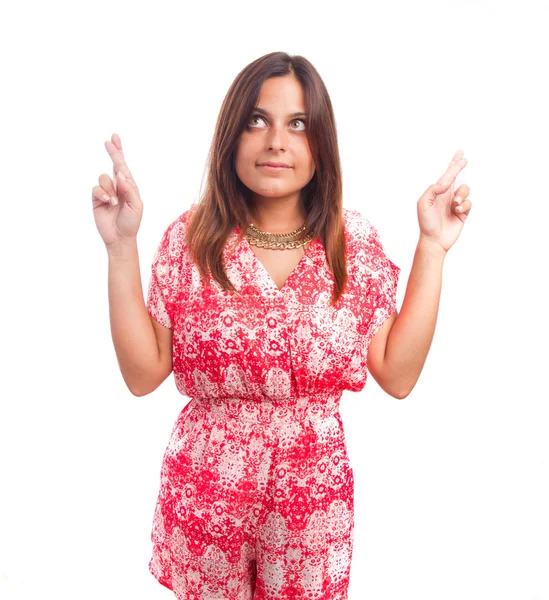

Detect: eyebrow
253,107,308,118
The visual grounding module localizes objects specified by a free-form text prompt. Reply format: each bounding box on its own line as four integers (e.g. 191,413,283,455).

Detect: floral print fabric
146,207,400,599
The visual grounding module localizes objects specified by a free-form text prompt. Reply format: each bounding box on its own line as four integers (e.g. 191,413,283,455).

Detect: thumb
115,170,128,197
418,181,451,210
114,168,141,208
116,170,127,185
423,180,451,201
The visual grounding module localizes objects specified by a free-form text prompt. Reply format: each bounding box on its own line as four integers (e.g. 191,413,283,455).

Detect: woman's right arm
93,133,173,396
107,238,173,396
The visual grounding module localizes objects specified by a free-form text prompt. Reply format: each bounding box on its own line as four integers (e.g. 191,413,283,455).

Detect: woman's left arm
368,149,473,399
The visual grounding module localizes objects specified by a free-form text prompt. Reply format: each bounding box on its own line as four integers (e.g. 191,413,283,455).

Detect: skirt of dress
149,391,355,600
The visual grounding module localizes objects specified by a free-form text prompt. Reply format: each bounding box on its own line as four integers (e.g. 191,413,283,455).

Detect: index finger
437,149,468,188
104,133,133,192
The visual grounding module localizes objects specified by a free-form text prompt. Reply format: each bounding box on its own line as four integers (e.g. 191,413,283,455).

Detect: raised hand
416,149,472,254
91,133,144,248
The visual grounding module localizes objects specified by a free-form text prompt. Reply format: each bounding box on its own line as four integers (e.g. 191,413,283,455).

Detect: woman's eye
248,115,266,127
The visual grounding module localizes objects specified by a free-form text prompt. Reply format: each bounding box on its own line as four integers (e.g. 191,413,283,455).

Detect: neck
249,198,306,233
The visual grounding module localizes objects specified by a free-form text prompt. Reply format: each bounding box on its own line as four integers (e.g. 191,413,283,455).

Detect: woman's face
235,74,316,209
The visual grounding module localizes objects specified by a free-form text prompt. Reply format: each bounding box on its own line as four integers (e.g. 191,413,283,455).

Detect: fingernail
111,196,118,205
455,196,462,204
118,171,126,181
102,194,111,202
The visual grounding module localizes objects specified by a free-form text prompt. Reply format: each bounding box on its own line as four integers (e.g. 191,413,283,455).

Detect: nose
265,121,288,151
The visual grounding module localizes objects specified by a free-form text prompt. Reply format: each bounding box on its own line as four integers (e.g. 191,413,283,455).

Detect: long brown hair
186,51,347,306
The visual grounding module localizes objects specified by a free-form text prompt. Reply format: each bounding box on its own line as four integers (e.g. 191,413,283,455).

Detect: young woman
93,51,471,600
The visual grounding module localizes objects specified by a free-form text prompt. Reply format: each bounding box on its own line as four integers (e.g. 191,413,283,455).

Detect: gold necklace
245,222,314,250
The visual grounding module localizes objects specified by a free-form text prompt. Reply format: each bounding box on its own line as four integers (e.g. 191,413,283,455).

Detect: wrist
106,237,138,258
417,236,447,259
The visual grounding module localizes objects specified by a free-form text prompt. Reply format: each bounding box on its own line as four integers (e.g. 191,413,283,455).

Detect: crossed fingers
104,133,134,194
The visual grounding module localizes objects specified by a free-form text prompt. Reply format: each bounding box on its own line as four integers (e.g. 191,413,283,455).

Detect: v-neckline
242,234,317,294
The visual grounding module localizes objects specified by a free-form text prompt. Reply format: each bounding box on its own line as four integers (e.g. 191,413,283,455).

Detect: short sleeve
345,208,401,344
146,212,190,329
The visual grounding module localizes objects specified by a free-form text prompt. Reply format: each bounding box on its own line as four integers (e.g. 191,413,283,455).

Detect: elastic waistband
190,392,343,425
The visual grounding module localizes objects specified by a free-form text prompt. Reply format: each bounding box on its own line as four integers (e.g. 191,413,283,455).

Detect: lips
258,162,291,168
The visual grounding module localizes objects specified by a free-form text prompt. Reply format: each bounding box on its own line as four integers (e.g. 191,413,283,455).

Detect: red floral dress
146,206,400,600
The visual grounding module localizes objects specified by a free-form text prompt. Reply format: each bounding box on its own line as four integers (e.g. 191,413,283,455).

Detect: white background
1,0,548,599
